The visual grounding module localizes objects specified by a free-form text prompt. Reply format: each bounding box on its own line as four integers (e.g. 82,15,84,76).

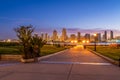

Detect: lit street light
82,40,89,49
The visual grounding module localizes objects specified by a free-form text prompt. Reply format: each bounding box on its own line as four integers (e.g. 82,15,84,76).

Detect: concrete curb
87,49,119,66
38,49,69,61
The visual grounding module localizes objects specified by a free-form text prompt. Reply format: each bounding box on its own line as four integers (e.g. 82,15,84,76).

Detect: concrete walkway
0,45,120,80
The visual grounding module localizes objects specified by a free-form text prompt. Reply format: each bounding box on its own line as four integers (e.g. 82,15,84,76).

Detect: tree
14,25,34,59
14,25,46,60
31,34,46,57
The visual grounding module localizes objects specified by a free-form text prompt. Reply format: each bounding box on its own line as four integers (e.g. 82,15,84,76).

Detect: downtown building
102,31,107,42
61,28,68,41
52,30,58,41
77,32,81,42
70,34,76,41
110,30,114,40
97,33,101,42
84,33,90,41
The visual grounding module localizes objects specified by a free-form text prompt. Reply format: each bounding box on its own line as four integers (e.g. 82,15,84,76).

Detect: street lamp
94,33,97,51
82,40,89,49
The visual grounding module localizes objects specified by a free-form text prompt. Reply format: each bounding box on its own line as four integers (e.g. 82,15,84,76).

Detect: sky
0,0,120,39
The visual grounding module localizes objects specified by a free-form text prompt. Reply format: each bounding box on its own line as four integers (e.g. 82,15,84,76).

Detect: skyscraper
70,34,76,41
110,31,113,39
77,32,81,42
97,33,101,42
103,31,107,41
41,33,44,39
52,30,58,41
45,33,48,41
61,28,68,41
84,33,90,41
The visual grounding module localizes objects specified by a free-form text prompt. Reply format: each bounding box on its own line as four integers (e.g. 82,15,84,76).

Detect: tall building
84,33,90,41
97,33,101,42
41,33,44,39
52,30,58,41
90,35,95,42
45,33,48,41
61,28,68,41
110,31,113,39
103,31,107,41
77,32,81,42
105,31,107,40
47,35,51,41
70,34,76,41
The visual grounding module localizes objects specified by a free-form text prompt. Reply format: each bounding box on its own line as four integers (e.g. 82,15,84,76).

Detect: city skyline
0,27,119,40
1,27,119,44
33,29,116,43
0,0,120,39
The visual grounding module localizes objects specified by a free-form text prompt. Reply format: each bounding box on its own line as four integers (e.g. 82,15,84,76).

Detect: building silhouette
84,33,90,41
103,31,107,41
52,30,58,41
77,32,81,42
110,31,113,40
45,33,48,41
70,34,76,41
41,33,44,39
61,28,68,41
97,33,101,42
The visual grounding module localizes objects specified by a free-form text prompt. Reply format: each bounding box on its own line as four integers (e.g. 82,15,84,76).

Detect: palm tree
14,25,34,59
31,34,46,57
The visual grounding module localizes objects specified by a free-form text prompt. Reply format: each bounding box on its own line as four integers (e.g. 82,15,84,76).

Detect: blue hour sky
0,0,120,39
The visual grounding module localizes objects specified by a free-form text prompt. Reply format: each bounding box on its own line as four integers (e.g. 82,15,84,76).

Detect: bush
0,42,20,47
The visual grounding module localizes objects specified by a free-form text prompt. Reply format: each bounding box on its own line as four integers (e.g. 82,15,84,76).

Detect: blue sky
0,0,120,39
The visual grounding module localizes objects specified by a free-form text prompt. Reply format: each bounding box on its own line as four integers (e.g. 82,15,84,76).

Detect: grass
0,47,20,55
0,45,70,56
86,46,120,61
41,45,68,56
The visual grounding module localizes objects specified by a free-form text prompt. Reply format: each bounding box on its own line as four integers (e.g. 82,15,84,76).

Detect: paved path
0,45,120,80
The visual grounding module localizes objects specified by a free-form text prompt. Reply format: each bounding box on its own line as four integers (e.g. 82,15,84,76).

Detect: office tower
97,33,101,42
45,33,48,41
90,35,95,42
41,33,44,39
102,31,107,42
77,32,81,42
61,28,68,41
104,31,107,41
110,31,113,39
52,30,58,41
47,35,50,41
84,33,90,41
70,34,76,41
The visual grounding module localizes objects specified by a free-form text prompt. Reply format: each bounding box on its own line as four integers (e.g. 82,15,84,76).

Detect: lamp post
82,40,89,49
94,34,97,51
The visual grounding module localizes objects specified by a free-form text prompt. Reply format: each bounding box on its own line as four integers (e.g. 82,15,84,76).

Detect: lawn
86,46,120,61
0,45,69,56
41,45,68,56
0,46,20,55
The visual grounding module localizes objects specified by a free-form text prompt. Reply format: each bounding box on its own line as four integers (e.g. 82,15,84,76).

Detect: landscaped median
86,46,120,66
0,45,71,62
